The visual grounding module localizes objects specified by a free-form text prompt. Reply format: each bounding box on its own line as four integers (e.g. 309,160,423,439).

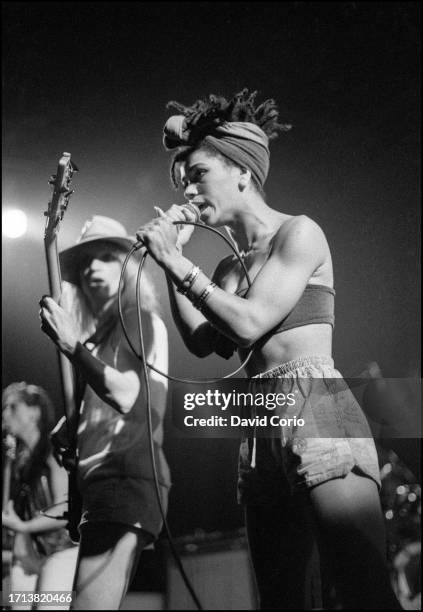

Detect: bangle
177,265,201,295
193,282,217,312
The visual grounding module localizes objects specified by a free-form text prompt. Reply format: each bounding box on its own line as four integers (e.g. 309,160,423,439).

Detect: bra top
236,283,335,333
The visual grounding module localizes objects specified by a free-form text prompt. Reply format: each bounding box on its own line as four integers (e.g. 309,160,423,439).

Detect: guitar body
44,153,81,543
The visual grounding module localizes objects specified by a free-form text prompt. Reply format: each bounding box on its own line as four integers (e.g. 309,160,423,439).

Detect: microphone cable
119,221,254,384
117,220,254,610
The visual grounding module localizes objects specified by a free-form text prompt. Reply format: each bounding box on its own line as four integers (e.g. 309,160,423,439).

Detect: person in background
2,382,78,610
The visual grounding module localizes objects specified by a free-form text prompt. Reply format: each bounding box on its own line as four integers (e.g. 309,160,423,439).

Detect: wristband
192,282,217,312
71,342,106,381
177,265,201,295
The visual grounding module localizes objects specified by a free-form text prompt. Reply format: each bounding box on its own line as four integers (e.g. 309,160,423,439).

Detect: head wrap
163,115,270,188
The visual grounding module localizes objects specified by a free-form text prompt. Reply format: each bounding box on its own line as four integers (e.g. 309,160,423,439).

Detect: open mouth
197,203,211,217
185,202,211,221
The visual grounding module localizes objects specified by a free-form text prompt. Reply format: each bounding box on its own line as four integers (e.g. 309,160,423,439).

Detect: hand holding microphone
135,203,200,263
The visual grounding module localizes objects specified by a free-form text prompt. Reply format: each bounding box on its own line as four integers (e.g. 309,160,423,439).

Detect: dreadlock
166,88,292,189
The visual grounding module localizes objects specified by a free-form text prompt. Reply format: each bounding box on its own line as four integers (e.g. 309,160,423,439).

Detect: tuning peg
71,162,79,172
60,188,74,197
48,175,56,185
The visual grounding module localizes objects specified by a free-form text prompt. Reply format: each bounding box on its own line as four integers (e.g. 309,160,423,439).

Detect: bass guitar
44,152,81,543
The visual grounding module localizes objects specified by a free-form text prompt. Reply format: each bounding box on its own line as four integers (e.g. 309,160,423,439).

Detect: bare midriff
239,322,333,377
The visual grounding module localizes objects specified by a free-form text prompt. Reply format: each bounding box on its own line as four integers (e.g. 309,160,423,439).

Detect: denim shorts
238,355,381,505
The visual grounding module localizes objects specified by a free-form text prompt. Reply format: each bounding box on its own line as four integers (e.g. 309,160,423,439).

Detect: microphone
133,203,201,250
183,202,201,223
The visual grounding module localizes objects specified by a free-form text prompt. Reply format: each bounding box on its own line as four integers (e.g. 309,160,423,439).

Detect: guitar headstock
44,152,78,244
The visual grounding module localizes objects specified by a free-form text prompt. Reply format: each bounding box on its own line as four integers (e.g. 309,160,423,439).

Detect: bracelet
177,265,201,295
192,282,217,312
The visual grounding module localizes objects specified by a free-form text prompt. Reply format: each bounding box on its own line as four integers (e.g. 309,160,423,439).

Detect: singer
2,383,78,610
39,216,170,610
136,89,401,609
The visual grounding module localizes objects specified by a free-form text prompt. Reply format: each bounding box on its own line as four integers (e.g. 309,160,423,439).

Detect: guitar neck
45,232,77,435
43,153,79,439
45,236,63,302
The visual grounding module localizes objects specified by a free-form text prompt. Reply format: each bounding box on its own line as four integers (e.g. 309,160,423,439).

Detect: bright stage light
2,209,28,238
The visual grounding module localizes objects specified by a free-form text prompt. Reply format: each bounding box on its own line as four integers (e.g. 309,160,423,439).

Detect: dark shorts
238,356,381,505
80,476,169,539
78,521,154,556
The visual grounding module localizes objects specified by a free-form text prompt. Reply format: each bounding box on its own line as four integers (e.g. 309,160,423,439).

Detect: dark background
2,2,421,537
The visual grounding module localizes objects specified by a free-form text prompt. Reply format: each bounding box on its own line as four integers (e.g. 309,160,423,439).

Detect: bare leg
309,471,402,610
35,547,79,610
9,563,38,611
71,523,152,610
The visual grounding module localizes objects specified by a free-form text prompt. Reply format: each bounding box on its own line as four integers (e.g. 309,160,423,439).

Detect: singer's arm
138,214,327,348
165,255,237,358
150,204,237,358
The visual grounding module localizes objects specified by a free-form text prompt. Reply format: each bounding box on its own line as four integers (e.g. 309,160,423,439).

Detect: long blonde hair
60,247,160,343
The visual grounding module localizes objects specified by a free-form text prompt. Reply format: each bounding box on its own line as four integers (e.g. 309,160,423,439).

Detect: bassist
39,216,171,610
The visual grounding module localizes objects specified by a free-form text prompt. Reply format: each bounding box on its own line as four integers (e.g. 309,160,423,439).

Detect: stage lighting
2,208,28,238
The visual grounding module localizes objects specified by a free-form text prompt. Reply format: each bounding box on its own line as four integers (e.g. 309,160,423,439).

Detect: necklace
239,235,274,259
235,218,285,260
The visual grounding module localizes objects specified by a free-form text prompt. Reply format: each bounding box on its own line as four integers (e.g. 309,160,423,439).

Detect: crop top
213,283,335,359
236,283,335,333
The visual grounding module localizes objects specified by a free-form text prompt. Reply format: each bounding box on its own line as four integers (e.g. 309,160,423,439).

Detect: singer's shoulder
272,215,328,251
270,215,331,275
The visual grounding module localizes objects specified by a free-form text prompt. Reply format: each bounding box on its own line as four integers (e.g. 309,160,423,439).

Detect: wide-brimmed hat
59,215,138,285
